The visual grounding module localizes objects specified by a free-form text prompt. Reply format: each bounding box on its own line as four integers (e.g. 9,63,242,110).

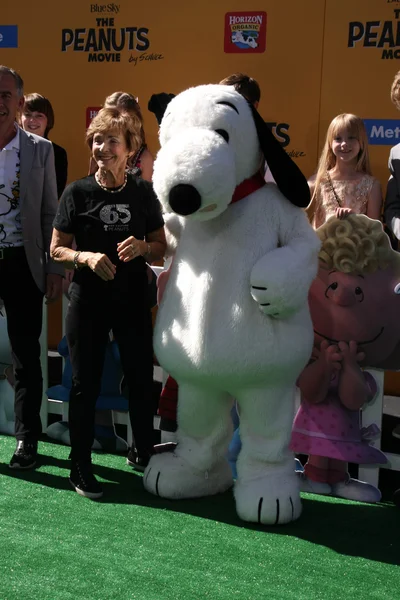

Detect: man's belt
0,246,25,260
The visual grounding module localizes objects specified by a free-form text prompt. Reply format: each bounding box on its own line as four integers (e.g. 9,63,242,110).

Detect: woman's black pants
65,274,155,462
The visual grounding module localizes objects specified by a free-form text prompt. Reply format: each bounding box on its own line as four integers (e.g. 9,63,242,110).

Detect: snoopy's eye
394,283,400,295
215,129,229,143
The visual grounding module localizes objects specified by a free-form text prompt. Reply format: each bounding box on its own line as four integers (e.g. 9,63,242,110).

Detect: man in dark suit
383,71,400,451
0,65,63,468
383,143,400,248
384,71,400,248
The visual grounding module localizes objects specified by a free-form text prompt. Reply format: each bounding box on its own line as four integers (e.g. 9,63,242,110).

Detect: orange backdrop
320,0,400,188
2,1,400,396
1,0,325,182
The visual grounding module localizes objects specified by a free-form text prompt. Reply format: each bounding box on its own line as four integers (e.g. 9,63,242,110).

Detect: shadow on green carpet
0,435,399,571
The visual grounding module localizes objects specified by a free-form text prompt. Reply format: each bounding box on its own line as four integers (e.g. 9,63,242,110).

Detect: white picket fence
2,297,400,487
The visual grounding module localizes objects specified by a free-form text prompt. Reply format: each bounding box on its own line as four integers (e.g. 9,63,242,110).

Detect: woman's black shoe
9,440,38,470
69,460,103,499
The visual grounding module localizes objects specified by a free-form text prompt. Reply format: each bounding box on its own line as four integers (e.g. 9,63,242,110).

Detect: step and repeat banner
0,0,324,183
321,0,400,188
1,0,400,389
2,1,397,193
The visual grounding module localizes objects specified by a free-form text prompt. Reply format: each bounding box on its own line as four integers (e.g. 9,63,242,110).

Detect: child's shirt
311,174,376,229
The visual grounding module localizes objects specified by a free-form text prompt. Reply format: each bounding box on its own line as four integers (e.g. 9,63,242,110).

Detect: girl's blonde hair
306,114,372,222
317,214,400,275
104,91,146,147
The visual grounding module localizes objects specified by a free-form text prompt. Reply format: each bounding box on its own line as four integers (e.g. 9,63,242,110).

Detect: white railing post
358,369,385,488
40,300,48,431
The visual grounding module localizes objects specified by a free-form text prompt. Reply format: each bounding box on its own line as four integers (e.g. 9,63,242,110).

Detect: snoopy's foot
234,472,302,525
143,452,233,499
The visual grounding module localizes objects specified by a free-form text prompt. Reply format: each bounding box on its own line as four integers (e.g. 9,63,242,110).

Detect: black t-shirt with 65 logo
53,173,164,282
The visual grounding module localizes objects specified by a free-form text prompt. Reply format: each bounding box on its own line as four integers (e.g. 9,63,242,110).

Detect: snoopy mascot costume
144,84,320,525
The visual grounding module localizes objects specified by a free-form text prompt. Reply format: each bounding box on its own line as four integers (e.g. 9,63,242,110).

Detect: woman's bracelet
73,251,81,270
144,243,151,259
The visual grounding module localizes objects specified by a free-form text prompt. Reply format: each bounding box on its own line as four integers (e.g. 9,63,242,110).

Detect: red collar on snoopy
230,172,266,205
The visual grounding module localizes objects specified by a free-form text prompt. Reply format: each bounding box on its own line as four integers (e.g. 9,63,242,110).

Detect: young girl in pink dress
306,113,382,228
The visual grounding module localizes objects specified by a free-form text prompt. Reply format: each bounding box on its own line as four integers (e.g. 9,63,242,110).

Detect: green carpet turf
0,436,399,600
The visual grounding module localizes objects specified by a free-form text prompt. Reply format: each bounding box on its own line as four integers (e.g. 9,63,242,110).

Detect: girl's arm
307,177,316,197
305,176,317,224
88,156,98,176
366,179,383,221
140,148,154,182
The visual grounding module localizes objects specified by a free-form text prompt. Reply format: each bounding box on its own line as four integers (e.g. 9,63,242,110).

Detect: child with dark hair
21,93,68,198
219,72,261,107
219,73,310,194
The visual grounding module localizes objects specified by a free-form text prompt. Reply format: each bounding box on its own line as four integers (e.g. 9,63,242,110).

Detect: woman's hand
85,252,116,280
117,236,147,262
335,207,353,219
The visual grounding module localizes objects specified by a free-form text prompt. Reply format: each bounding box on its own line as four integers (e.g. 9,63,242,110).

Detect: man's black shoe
126,447,151,472
9,440,38,470
69,460,103,499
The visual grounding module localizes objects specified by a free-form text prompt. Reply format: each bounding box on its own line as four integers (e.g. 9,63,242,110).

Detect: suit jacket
19,128,64,292
384,143,400,245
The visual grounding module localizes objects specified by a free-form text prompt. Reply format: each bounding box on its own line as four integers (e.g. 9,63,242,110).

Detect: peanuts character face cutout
310,214,400,370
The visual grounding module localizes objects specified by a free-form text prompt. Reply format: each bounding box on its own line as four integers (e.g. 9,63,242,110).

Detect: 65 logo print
100,204,131,231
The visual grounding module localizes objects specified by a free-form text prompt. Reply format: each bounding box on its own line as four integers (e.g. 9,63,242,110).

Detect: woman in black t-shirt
50,108,166,499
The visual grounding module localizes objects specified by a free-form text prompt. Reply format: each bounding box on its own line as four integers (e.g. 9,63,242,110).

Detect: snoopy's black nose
169,184,202,216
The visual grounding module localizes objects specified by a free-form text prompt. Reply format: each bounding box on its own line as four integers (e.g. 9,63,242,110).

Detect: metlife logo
0,25,18,48
364,119,400,145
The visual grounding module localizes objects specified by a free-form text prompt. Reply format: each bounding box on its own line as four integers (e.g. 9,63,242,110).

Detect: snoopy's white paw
250,260,307,319
249,283,300,319
234,474,302,525
143,452,233,499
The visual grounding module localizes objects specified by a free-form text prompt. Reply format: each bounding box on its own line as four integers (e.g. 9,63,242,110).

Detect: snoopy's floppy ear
250,104,310,208
148,92,176,125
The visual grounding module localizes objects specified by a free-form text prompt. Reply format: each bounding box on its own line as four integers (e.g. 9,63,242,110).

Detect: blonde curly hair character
316,215,400,275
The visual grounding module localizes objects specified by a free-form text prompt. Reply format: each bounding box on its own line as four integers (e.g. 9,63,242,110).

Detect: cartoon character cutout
291,214,400,503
